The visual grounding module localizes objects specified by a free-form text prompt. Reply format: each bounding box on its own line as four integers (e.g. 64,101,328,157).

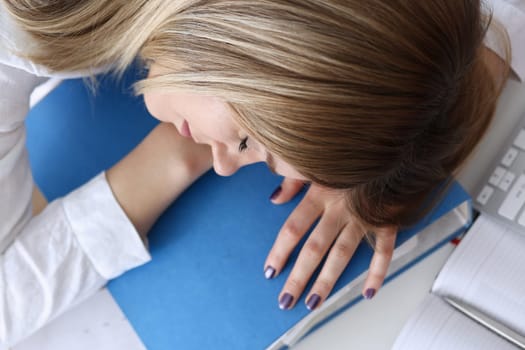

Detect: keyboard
475,122,525,232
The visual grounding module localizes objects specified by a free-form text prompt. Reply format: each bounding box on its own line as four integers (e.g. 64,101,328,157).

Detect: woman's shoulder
0,1,53,77
0,2,107,79
484,0,525,81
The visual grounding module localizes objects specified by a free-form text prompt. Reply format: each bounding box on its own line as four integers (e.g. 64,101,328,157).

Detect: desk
8,79,525,350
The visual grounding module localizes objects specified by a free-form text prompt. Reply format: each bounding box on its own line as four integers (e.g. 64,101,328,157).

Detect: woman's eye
238,137,248,152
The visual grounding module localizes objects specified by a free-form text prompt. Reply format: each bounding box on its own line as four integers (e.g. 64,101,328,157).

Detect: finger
304,220,364,310
264,190,322,280
362,227,397,299
270,178,305,204
277,211,343,310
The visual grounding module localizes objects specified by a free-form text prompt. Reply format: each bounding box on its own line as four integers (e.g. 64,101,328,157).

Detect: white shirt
0,0,523,347
0,3,150,346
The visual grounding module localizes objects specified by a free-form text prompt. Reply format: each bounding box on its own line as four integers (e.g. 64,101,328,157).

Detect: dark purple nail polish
270,186,282,200
264,266,276,279
306,294,321,310
279,293,294,310
364,288,376,299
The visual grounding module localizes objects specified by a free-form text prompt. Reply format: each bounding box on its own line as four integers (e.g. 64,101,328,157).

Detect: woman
0,0,522,345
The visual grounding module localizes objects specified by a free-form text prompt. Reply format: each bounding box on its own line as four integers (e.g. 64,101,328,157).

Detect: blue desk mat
26,68,470,349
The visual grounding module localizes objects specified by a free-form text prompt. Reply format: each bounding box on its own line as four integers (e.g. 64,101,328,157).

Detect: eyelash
238,137,248,152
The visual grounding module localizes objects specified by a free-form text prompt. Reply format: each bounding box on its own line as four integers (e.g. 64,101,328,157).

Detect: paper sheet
432,215,525,336
392,294,518,350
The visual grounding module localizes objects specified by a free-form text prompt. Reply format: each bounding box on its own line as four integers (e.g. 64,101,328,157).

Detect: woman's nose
211,144,242,176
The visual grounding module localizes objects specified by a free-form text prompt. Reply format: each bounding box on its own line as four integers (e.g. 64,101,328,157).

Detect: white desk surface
7,78,525,350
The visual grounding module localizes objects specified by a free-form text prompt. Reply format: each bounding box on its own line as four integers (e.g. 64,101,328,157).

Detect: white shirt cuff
62,172,151,279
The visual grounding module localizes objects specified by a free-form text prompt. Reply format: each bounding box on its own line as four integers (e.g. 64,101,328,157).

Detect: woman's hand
264,178,397,310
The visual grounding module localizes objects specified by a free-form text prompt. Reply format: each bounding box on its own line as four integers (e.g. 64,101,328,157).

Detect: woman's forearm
32,186,47,216
106,123,212,239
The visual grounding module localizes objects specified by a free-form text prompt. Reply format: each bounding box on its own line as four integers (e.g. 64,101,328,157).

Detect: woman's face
143,69,306,179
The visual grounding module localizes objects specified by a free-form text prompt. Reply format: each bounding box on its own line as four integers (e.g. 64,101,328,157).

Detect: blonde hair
4,0,509,227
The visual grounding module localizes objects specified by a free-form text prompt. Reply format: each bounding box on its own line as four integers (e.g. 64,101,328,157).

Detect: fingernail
279,293,294,310
264,266,276,279
364,288,376,299
306,294,321,310
270,186,282,200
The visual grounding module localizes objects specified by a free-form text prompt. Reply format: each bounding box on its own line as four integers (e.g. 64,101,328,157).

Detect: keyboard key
477,185,494,205
498,174,525,220
489,166,506,186
513,129,525,150
499,171,516,192
501,147,519,167
518,209,525,227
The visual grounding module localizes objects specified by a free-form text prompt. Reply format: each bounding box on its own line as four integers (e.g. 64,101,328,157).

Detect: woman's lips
180,120,192,138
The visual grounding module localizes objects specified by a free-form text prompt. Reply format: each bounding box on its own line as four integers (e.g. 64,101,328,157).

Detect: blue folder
26,68,472,349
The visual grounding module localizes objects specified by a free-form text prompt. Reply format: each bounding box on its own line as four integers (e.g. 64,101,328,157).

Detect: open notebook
392,214,525,349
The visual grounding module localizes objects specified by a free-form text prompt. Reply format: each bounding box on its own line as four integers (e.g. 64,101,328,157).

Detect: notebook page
432,215,525,336
392,294,519,350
